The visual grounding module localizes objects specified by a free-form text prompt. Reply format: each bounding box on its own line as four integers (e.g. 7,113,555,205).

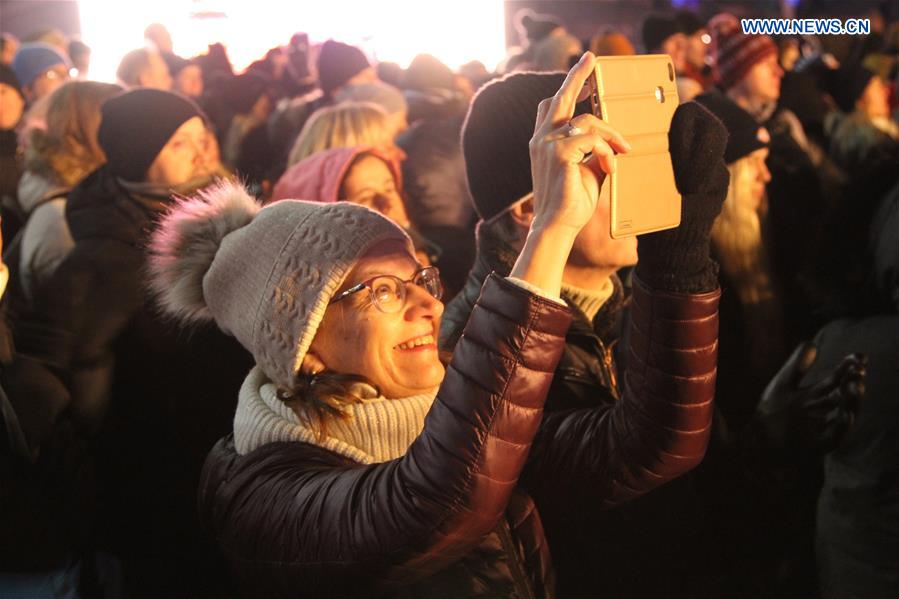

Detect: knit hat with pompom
148,180,412,390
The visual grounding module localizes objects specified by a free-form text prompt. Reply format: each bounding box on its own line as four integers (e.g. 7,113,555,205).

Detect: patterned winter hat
149,180,412,390
709,13,777,90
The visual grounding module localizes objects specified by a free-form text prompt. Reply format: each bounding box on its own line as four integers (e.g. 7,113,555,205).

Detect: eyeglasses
329,266,443,314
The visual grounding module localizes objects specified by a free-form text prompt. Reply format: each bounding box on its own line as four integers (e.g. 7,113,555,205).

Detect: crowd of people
0,5,896,598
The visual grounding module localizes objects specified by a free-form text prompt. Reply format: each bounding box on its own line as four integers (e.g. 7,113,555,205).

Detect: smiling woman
146,52,724,598
147,172,575,596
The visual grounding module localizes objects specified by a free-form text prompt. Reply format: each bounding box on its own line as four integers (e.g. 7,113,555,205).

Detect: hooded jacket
14,170,72,300
16,166,253,594
272,145,403,203
271,145,440,267
812,183,899,598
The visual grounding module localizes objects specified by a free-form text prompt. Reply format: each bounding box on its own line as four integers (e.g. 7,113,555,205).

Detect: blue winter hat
11,42,70,89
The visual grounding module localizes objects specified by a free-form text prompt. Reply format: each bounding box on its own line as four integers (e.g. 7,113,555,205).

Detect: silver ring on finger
566,122,583,137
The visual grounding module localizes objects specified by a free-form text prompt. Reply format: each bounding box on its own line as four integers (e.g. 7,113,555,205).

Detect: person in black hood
808,162,899,599
15,88,253,597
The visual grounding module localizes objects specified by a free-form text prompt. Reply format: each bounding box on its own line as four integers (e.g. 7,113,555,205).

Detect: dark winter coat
1,288,94,574
439,225,627,414
396,116,477,300
439,225,725,598
0,129,24,243
15,166,253,595
812,183,899,599
200,265,719,598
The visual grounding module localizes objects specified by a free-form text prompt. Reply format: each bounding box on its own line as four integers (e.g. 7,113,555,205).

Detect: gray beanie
149,180,412,390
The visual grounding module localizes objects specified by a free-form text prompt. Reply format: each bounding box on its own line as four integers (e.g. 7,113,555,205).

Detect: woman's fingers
546,51,596,128
535,97,553,134
567,113,632,154
553,131,616,174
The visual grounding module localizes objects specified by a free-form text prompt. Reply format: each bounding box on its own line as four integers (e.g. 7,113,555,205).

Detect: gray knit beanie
149,180,412,390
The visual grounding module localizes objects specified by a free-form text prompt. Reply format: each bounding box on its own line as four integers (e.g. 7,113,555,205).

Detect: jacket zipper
594,338,620,400
602,339,619,399
497,519,537,599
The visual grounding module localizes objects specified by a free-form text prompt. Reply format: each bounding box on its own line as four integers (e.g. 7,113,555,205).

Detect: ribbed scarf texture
234,366,437,464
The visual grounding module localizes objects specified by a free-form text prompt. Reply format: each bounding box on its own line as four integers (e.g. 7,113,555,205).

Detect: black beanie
642,14,682,52
694,91,768,164
517,10,563,44
317,40,370,97
674,10,705,36
828,65,875,113
98,88,204,182
403,53,455,92
221,71,272,113
462,71,591,221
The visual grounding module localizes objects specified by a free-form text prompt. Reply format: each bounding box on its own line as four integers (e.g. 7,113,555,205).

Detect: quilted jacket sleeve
522,274,720,508
198,274,571,597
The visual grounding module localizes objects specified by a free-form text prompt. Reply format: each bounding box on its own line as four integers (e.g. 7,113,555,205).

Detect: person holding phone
148,53,724,598
441,54,734,595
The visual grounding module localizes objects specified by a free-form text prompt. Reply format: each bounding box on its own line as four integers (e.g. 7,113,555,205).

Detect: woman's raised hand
528,51,631,234
509,52,630,298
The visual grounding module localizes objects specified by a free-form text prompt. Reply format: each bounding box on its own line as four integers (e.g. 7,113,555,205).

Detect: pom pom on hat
149,179,260,324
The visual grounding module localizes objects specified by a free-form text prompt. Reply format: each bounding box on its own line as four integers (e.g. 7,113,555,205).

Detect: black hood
65,166,158,248
871,182,899,313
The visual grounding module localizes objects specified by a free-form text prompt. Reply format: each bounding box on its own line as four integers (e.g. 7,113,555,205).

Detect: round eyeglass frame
329,266,443,313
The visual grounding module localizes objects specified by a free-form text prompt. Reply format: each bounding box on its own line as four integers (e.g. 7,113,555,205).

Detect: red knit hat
709,13,777,90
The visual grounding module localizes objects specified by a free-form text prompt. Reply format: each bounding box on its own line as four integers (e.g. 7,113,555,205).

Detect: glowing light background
78,0,506,82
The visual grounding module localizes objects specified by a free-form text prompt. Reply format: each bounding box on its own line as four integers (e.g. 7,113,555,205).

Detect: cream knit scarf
233,366,437,464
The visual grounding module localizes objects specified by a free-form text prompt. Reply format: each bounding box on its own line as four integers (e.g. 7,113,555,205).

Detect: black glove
749,342,866,457
635,101,730,293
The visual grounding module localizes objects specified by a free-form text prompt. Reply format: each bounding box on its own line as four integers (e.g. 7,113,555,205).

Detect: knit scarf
561,278,615,322
234,366,437,464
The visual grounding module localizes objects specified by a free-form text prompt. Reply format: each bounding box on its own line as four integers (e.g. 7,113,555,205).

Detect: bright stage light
77,0,506,82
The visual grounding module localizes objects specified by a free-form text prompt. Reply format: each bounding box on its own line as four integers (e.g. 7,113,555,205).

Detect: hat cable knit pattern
149,180,412,391
233,366,436,461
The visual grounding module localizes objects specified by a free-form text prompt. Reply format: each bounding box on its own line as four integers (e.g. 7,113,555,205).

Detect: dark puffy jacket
439,225,719,597
201,275,572,598
15,167,253,595
201,254,719,597
439,227,627,414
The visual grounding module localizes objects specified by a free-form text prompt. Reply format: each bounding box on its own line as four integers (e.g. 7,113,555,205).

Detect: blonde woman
16,80,120,298
286,101,397,167
695,91,797,434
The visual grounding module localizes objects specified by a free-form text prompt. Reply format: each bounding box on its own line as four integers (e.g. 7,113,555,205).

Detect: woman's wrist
509,221,578,299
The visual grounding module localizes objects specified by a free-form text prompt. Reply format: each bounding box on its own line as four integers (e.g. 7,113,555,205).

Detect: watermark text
741,18,870,35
